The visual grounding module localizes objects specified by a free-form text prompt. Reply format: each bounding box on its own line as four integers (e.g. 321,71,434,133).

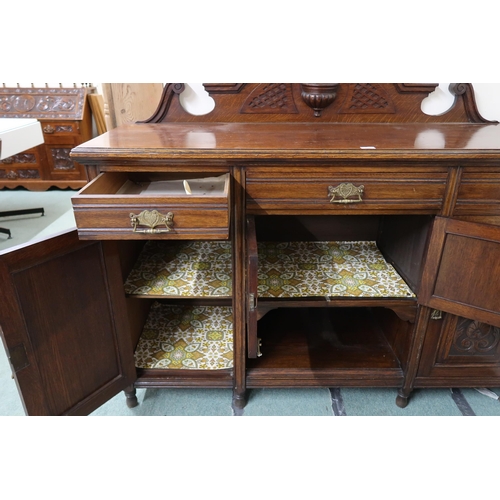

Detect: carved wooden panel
448,317,500,357
49,148,75,170
416,310,500,382
240,84,298,114
0,87,92,189
338,83,396,114
300,84,339,117
0,87,87,120
0,146,43,180
141,83,496,124
1,152,37,165
0,168,40,179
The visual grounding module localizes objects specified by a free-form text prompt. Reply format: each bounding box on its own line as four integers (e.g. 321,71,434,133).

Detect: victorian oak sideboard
1,83,500,416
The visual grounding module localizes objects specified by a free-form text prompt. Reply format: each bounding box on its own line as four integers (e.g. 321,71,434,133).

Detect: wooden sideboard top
71,121,500,163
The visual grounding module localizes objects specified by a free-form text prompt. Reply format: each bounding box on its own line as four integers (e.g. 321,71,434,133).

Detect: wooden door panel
417,312,500,379
246,216,259,358
0,230,136,415
420,217,500,328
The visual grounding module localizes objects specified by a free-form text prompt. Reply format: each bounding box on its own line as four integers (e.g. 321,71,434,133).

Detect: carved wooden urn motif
300,83,339,116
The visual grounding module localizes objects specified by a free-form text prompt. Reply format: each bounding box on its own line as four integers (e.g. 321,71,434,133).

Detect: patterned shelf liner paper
257,241,415,298
130,241,413,370
125,240,414,300
124,241,233,298
134,303,233,370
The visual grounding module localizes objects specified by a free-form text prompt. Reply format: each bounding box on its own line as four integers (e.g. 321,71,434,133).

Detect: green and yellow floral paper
134,303,233,370
124,241,232,297
257,241,415,298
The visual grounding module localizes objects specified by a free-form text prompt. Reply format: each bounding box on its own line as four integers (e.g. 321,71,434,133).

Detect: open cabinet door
246,216,259,358
0,230,136,415
420,217,500,328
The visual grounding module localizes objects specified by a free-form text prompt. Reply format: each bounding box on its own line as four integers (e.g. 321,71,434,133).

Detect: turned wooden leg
232,389,247,410
396,388,412,408
124,385,138,408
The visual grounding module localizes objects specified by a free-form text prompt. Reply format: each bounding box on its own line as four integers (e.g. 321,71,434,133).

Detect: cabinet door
416,312,500,379
420,217,500,329
417,217,500,380
0,230,136,415
246,216,259,358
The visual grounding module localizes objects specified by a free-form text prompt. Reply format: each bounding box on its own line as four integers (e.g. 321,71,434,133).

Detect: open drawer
72,172,231,240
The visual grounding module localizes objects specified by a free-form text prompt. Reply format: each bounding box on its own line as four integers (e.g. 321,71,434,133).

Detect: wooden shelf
133,302,233,371
247,307,405,387
257,240,415,299
124,240,232,298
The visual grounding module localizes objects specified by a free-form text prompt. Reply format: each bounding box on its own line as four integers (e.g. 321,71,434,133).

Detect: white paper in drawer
132,174,227,196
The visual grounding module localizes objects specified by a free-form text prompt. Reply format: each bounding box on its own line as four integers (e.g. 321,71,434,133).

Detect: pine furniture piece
101,83,164,129
1,83,500,415
0,87,92,190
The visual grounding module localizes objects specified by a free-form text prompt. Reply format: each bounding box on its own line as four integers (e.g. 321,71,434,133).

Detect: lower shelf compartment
247,307,405,387
134,302,233,371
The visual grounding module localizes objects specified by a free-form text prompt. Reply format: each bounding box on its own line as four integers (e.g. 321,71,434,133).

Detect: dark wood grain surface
72,122,500,162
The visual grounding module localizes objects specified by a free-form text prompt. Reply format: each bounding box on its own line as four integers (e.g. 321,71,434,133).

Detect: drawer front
45,141,85,178
0,146,42,166
73,204,230,239
246,166,448,214
0,146,43,181
0,165,42,181
454,168,500,216
42,121,80,143
72,172,230,240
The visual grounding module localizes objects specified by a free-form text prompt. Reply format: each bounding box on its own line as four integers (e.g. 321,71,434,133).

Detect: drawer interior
79,172,229,197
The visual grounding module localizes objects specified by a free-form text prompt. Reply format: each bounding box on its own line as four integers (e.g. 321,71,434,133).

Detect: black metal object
0,207,45,239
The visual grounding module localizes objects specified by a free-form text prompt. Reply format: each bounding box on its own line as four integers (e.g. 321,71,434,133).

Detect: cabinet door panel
420,217,500,328
0,230,136,415
417,313,500,380
246,216,259,358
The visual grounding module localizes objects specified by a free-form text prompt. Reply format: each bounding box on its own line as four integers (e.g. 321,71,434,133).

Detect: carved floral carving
0,87,86,119
1,153,37,165
451,317,500,355
0,169,40,179
50,148,74,170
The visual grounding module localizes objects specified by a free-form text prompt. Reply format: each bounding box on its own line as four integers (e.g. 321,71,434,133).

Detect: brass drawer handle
130,210,174,233
328,182,364,204
431,309,443,320
43,125,55,134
